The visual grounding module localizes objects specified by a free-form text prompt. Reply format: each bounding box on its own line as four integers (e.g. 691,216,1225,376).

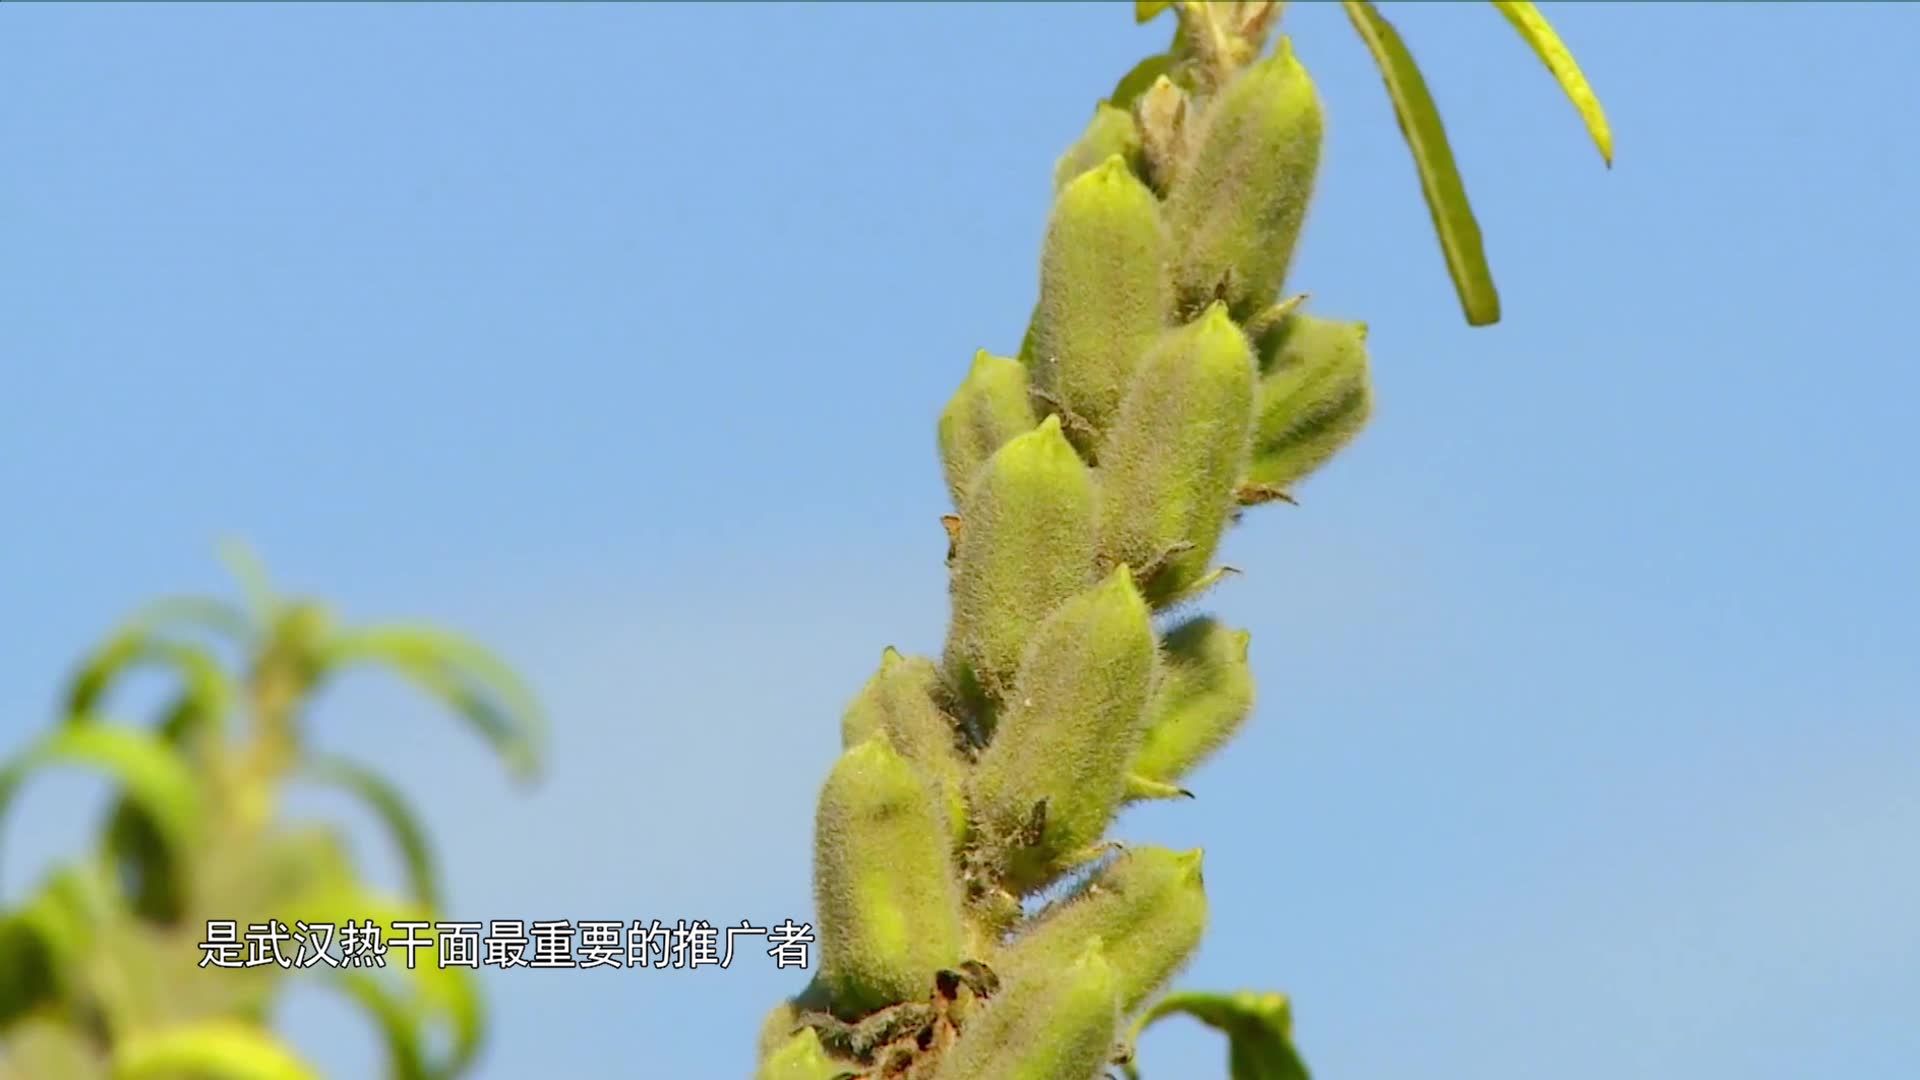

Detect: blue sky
3,2,1916,1077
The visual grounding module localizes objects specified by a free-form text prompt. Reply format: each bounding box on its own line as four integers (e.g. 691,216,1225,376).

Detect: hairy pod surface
1165,38,1323,320
1135,74,1190,196
1095,302,1256,605
932,940,1120,1080
1131,617,1255,789
1053,103,1144,192
998,846,1208,1015
968,566,1157,892
1247,312,1373,492
839,647,971,839
943,414,1100,712
1025,155,1172,449
937,351,1037,511
756,1028,854,1080
813,737,967,1018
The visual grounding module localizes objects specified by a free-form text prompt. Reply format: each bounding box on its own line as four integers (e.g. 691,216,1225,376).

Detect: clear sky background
3,3,1916,1078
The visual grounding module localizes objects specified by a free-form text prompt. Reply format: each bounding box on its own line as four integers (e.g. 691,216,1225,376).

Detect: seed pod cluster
761,16,1375,1078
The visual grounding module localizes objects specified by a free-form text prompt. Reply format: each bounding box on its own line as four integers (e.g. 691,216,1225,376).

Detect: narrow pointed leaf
1491,1,1613,165
1342,0,1500,326
319,624,547,784
215,537,281,626
0,726,204,895
299,754,444,910
326,970,434,1080
64,631,234,742
1125,989,1310,1080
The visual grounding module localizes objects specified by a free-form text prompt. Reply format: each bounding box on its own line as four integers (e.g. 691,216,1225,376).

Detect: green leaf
298,754,444,910
216,537,282,628
1490,0,1613,166
0,863,118,1026
1341,1,1501,327
1109,52,1175,110
1124,990,1310,1080
325,970,433,1080
1135,1,1173,23
64,630,235,744
0,726,205,898
318,624,547,784
109,1018,321,1080
293,886,487,1078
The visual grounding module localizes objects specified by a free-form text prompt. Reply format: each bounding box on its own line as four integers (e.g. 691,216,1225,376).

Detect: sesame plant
0,543,546,1080
754,3,1609,1078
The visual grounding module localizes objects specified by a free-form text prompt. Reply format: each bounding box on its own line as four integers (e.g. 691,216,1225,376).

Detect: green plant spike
813,736,969,1019
755,4,1617,1074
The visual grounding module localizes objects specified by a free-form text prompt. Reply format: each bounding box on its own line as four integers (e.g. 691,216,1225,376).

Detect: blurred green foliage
0,542,546,1080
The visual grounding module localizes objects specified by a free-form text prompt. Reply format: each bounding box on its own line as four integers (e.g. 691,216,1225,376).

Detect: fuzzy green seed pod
1053,103,1144,192
1246,312,1373,493
937,350,1037,511
839,647,970,839
998,846,1209,1015
1025,154,1171,448
813,736,967,1018
968,565,1157,891
931,940,1120,1080
944,414,1100,709
756,1028,854,1080
1095,302,1256,605
1131,617,1255,790
1165,38,1323,320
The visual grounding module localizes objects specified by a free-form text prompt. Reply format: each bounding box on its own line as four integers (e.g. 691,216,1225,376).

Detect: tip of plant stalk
879,645,904,668
1230,629,1252,662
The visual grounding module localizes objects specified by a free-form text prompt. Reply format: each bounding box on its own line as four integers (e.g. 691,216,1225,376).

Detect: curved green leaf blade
1136,1,1173,23
1125,990,1310,1080
216,537,282,628
290,886,486,1077
319,624,547,784
1490,0,1613,166
325,970,432,1080
299,754,444,910
0,862,118,1026
110,1019,320,1080
0,726,205,896
64,631,235,744
1109,51,1175,109
1342,0,1501,327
